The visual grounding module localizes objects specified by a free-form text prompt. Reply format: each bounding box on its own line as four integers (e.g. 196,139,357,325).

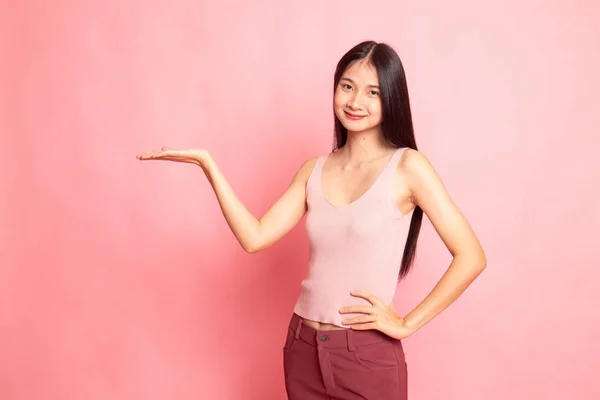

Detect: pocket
282,328,299,381
353,340,402,370
282,327,296,351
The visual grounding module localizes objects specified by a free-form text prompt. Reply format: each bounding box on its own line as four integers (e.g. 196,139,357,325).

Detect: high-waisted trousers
283,313,408,399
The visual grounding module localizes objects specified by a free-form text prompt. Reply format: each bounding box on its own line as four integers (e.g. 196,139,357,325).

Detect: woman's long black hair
332,40,423,280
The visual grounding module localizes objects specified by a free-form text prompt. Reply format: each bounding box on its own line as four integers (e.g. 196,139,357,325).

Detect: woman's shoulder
291,154,323,183
301,154,323,170
397,147,430,169
396,147,443,184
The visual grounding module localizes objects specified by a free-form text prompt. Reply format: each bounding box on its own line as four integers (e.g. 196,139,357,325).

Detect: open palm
136,146,208,166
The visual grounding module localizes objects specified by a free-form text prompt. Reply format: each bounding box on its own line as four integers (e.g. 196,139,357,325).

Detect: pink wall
1,1,599,399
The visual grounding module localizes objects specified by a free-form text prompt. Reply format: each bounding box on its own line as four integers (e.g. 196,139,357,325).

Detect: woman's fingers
136,148,204,166
136,152,199,166
137,148,180,160
136,151,155,160
350,291,383,307
161,147,182,157
349,322,378,331
341,315,377,326
339,306,374,315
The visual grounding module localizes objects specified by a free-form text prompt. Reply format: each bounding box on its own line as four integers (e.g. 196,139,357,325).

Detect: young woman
137,40,486,400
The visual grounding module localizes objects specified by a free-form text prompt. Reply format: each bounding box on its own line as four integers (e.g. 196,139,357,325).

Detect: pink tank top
293,147,414,327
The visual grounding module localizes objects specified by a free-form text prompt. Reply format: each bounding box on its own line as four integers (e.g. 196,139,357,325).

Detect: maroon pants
283,313,408,400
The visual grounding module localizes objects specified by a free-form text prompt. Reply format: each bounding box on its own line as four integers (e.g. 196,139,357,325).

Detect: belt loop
294,317,303,341
346,329,355,352
289,316,303,351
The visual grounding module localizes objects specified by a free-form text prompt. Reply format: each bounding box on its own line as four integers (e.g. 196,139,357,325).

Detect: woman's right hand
136,146,210,168
136,145,316,253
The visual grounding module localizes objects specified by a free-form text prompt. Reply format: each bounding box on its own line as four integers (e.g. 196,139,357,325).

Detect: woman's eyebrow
340,77,380,89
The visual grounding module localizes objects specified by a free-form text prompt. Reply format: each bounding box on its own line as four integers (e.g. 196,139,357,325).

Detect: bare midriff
301,317,347,331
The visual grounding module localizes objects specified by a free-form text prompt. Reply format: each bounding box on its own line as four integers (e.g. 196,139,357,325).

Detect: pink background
1,1,599,399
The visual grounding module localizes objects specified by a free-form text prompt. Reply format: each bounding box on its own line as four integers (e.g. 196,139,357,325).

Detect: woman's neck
339,129,394,165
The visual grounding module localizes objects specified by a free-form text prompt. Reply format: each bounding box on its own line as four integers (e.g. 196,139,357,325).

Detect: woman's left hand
339,291,416,340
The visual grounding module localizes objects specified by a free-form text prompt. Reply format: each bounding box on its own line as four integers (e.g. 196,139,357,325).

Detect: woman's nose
347,94,364,110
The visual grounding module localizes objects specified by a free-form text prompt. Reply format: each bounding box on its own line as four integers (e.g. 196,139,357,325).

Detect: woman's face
334,59,383,134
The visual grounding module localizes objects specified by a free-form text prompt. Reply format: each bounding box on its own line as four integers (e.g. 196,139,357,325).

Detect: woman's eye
342,84,352,90
369,90,379,96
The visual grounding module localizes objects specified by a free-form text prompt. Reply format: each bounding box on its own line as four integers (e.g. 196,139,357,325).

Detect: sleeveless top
293,147,414,327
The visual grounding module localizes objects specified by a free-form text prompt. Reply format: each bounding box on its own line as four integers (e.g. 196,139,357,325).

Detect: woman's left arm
401,149,487,332
339,149,486,338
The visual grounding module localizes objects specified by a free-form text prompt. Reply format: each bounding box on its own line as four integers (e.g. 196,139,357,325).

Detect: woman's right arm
201,153,318,253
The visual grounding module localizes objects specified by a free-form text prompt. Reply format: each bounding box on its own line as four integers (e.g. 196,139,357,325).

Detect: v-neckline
319,148,400,210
